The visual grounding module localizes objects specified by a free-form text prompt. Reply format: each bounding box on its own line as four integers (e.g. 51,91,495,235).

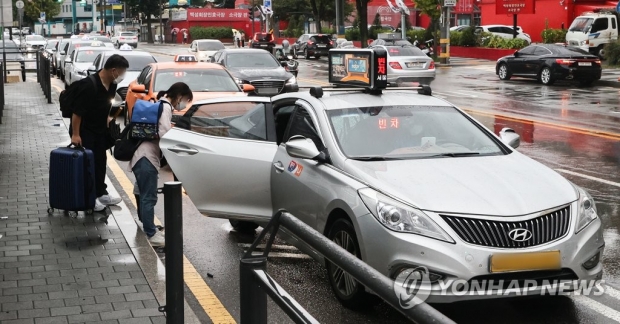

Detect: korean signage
496,0,535,15
171,10,187,21
187,9,249,21
328,49,388,90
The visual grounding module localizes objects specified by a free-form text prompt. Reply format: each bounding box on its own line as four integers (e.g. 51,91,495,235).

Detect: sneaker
94,199,106,212
98,194,122,206
148,231,165,247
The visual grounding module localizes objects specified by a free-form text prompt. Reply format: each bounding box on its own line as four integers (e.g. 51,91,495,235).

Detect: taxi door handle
168,146,198,155
273,161,284,173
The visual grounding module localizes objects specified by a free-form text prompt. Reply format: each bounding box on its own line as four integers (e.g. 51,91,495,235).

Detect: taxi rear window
310,35,331,44
386,46,426,57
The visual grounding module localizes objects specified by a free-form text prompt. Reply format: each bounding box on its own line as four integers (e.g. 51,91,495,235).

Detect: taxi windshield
154,69,240,92
76,49,106,62
226,53,280,68
198,42,225,51
26,35,45,41
327,105,505,159
103,55,156,71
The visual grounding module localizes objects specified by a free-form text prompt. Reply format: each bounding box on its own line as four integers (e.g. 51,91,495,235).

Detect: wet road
84,51,620,323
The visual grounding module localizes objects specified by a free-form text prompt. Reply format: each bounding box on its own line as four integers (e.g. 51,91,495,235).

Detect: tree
122,0,162,43
396,13,412,31
412,0,441,56
307,0,354,33
15,0,60,27
355,0,372,47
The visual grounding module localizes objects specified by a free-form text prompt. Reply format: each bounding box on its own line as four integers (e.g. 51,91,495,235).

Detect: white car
188,39,225,62
63,46,114,87
476,25,531,44
112,32,138,48
24,35,46,50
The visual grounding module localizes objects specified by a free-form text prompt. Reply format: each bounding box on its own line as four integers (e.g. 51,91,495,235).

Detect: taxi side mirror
499,127,520,149
64,57,72,64
286,136,321,160
130,84,147,93
87,65,96,75
241,84,255,92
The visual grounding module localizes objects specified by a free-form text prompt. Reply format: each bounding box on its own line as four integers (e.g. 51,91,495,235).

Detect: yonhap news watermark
393,266,605,309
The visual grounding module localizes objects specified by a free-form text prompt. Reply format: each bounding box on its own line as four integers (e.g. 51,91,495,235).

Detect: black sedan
496,44,601,86
211,48,298,96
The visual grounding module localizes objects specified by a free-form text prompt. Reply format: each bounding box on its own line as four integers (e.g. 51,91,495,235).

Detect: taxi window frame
282,102,326,151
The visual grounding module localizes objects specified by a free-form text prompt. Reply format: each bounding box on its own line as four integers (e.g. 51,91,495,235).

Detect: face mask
176,100,187,111
112,70,125,84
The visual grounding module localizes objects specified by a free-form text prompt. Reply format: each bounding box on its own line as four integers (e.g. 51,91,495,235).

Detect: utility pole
92,0,96,31
72,0,77,34
158,0,163,43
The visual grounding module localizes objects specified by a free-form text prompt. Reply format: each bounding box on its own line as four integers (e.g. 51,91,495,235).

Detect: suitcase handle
67,143,85,150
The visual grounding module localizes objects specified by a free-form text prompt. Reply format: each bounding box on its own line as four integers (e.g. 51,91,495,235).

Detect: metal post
0,62,3,123
240,257,268,324
163,181,184,324
36,52,40,83
335,0,340,36
92,0,96,31
440,6,447,64
513,14,517,38
158,0,163,43
72,0,77,34
445,6,450,65
400,9,406,39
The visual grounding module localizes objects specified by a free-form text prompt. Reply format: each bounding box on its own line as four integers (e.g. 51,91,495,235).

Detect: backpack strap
86,74,99,97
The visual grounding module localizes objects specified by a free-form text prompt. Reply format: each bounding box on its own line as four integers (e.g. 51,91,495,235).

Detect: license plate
578,62,592,66
257,87,278,94
490,251,561,273
318,44,327,47
406,62,422,68
260,44,267,47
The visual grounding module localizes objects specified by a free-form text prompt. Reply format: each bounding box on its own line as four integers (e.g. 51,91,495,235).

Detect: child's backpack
130,100,164,140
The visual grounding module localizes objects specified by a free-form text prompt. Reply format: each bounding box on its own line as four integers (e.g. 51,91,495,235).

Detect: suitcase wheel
86,209,94,215
68,211,78,218
47,208,54,215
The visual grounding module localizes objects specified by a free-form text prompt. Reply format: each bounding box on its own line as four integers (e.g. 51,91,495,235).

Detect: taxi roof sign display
328,48,388,91
174,54,197,62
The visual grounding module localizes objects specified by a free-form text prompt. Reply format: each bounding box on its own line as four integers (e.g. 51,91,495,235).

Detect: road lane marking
573,295,620,322
604,286,620,301
555,169,620,189
106,154,236,324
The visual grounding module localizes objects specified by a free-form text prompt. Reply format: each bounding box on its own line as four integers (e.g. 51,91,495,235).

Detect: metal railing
36,52,52,103
240,211,456,324
0,62,4,123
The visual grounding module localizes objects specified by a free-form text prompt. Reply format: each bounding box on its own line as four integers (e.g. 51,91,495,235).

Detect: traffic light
248,7,254,19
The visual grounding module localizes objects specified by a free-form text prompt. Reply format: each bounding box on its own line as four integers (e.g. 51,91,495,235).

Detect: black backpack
59,75,97,118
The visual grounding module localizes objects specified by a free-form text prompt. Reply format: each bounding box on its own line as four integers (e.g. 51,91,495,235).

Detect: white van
566,10,618,57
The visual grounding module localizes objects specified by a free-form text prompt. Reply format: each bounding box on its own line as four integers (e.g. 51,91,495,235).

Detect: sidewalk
0,82,166,324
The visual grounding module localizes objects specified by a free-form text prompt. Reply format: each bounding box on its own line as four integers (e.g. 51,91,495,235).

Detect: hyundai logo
508,228,532,242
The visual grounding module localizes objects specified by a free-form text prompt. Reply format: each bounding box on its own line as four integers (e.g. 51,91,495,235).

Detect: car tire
325,218,371,310
315,55,321,59
304,49,310,60
498,63,511,80
229,219,259,232
597,46,605,59
539,67,555,85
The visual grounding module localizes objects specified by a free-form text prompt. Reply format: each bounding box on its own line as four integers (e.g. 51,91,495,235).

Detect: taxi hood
344,153,577,216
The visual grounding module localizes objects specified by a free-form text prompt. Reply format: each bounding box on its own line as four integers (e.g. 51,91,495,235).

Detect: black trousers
78,129,108,197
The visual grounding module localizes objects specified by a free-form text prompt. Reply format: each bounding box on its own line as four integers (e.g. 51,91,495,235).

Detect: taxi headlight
286,75,296,84
359,188,454,243
576,186,598,233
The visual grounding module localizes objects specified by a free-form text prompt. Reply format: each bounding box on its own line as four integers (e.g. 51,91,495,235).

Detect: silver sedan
160,89,604,306
371,44,436,85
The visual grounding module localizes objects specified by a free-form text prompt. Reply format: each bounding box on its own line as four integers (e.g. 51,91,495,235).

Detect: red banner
496,0,535,14
187,9,249,21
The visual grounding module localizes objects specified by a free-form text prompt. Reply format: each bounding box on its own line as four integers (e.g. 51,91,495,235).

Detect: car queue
37,33,606,313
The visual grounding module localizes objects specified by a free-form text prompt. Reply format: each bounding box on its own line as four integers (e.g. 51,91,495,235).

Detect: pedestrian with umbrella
171,28,179,44
182,28,188,44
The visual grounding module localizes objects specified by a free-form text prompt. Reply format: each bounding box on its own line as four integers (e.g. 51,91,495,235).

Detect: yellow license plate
490,251,561,273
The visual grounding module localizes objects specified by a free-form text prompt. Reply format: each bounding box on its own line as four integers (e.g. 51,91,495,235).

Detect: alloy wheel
498,65,507,79
541,68,551,84
330,230,359,297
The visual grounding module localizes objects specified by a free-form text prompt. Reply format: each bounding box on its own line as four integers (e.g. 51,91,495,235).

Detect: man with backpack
66,54,129,211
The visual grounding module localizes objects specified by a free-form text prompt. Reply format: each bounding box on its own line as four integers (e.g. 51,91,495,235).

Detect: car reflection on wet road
138,53,620,324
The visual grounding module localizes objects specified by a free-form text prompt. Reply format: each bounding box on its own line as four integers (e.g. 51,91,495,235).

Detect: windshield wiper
350,156,403,161
430,152,481,158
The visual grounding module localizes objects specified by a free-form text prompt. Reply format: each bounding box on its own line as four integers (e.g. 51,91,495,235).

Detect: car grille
568,40,580,46
441,206,571,248
117,87,128,101
249,80,285,95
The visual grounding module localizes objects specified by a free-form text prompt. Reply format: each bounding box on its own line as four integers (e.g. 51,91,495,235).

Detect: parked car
370,44,435,85
496,43,602,86
23,35,46,50
111,32,138,48
292,34,334,59
58,40,104,81
159,81,604,306
475,25,531,44
81,35,114,48
44,39,60,60
211,48,298,96
188,39,225,62
53,38,71,76
249,32,276,51
63,46,114,88
0,40,25,81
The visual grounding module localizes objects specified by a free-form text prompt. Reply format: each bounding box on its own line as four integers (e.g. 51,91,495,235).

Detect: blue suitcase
47,145,96,216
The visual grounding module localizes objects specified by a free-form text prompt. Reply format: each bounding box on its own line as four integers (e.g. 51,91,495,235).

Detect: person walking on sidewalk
70,54,129,212
130,82,193,247
183,30,188,44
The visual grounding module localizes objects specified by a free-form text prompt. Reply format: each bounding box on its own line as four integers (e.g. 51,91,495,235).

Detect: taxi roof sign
328,48,388,92
89,41,103,47
174,54,197,62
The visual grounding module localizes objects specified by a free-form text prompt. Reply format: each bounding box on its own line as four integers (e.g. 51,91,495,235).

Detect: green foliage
459,27,477,47
189,27,233,40
283,16,304,38
484,35,528,49
406,29,426,42
605,39,620,65
541,28,567,44
16,0,60,26
345,28,360,41
397,14,412,31
321,27,335,34
450,31,461,46
272,0,309,21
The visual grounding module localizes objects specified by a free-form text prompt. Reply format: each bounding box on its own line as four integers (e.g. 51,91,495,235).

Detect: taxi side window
284,106,325,151
185,102,269,141
144,69,153,90
137,66,149,84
